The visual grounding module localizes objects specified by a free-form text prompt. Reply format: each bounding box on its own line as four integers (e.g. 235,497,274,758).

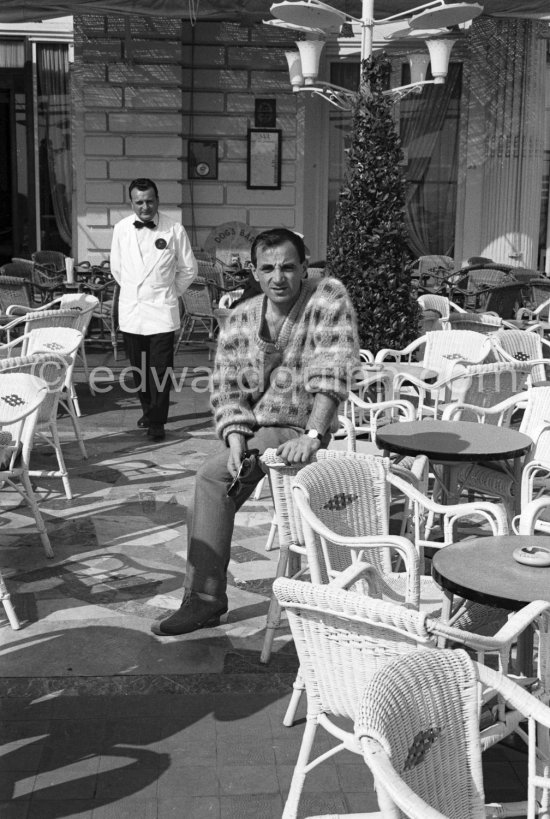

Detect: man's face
252,242,306,309
130,187,159,222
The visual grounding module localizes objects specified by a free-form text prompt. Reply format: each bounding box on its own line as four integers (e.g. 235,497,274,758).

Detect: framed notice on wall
246,129,282,190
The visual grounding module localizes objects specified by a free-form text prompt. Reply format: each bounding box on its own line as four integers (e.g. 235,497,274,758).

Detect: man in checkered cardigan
151,228,360,637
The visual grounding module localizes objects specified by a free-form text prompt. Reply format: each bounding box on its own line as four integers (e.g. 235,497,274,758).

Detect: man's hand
227,433,247,477
276,434,321,465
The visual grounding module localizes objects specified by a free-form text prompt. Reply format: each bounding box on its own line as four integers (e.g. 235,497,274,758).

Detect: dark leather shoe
137,416,149,428
151,592,228,636
147,425,165,441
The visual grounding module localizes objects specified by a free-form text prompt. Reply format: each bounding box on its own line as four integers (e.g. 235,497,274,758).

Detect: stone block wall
72,14,301,264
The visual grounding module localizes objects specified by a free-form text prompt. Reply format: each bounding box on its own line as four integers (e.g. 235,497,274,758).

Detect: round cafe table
432,535,550,675
376,419,533,512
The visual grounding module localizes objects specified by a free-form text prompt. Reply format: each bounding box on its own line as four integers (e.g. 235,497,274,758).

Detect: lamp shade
296,38,325,85
285,50,304,89
426,37,457,83
408,53,430,84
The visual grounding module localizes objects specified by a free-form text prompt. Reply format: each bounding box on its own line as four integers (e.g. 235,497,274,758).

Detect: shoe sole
151,609,227,636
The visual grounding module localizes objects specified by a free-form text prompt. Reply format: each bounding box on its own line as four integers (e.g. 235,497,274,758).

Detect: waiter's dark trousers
123,331,174,426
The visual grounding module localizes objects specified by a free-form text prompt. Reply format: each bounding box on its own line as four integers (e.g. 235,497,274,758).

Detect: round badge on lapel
155,238,167,250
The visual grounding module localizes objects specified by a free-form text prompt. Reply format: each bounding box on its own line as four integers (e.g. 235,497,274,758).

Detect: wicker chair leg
19,472,53,558
61,397,88,460
260,545,290,664
253,475,268,499
174,316,190,354
0,574,20,630
264,514,278,551
282,717,318,819
283,672,305,727
70,382,81,418
50,422,72,500
2,595,20,630
80,344,95,396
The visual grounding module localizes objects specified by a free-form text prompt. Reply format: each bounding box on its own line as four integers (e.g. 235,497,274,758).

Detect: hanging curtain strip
36,43,72,249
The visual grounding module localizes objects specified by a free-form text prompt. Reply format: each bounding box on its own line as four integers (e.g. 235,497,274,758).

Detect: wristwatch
305,428,322,441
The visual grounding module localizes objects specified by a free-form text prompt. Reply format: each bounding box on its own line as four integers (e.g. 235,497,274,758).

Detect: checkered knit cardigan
211,277,360,443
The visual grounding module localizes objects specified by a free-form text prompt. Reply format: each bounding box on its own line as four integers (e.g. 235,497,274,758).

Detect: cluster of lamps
266,0,484,109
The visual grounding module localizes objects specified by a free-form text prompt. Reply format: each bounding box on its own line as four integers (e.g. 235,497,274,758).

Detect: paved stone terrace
0,341,529,817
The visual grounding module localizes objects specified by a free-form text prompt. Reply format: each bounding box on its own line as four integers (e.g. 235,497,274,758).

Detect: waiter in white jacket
110,178,197,441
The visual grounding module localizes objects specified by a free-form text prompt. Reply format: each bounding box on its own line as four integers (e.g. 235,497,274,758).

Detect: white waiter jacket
110,211,198,335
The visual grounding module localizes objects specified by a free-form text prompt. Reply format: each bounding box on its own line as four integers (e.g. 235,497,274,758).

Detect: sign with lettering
204,221,259,266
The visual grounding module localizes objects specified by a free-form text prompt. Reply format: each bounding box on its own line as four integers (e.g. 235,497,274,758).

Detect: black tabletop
376,420,533,464
432,535,550,611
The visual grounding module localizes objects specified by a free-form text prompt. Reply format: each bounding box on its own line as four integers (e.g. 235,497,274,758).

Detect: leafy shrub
327,55,420,353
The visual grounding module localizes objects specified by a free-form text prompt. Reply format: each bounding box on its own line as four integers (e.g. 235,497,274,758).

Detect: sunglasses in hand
226,449,260,498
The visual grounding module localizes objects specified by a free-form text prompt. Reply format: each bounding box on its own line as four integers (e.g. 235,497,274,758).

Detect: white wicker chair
357,649,550,819
0,372,51,558
0,427,22,629
417,293,466,330
0,353,79,499
374,330,493,412
259,435,357,664
275,578,549,819
1,307,96,416
6,292,100,402
411,359,534,422
175,279,216,353
446,311,504,334
259,420,425,665
292,453,507,596
282,453,508,729
442,385,550,522
491,327,550,385
0,327,87,462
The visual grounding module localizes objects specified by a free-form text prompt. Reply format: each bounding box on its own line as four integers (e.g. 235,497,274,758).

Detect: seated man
151,228,360,636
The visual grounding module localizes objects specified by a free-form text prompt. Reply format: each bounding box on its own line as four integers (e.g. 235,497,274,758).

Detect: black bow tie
134,220,156,230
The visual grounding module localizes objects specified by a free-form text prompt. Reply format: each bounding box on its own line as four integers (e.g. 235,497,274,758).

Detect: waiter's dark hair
251,228,306,267
129,178,159,199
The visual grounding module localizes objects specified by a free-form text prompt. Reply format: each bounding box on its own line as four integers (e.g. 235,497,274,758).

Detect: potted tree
327,55,420,354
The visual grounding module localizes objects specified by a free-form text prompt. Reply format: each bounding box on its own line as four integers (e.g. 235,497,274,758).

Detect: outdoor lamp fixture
269,0,483,109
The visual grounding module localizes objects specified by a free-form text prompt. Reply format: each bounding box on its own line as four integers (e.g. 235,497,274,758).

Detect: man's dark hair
129,178,159,199
251,228,306,267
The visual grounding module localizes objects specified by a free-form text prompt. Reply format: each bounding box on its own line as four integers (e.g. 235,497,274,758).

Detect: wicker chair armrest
374,336,425,363
6,297,61,316
359,348,374,363
348,394,415,414
359,738,447,819
531,296,550,317
332,414,356,451
392,371,443,392
388,472,509,535
515,306,536,321
429,601,550,656
517,496,550,534
477,657,550,722
441,390,526,422
328,560,379,592
0,314,28,334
